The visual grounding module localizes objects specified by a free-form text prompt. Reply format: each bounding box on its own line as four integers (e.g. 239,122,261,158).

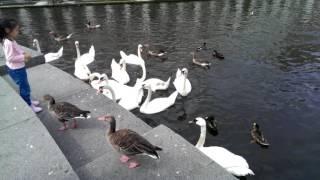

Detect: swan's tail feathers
154,146,162,151
120,51,127,58
227,167,255,177
166,77,171,85
66,33,73,39
58,46,63,56
81,111,91,119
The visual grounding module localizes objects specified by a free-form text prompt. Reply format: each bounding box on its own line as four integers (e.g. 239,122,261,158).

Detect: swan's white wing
111,58,120,71
176,68,182,78
66,33,73,39
111,59,130,84
140,91,178,114
44,47,63,63
199,147,254,176
89,45,95,57
120,51,127,58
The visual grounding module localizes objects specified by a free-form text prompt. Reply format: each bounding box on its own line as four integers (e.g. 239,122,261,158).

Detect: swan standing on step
189,117,255,177
140,85,178,114
173,68,192,96
120,44,144,66
74,41,92,80
111,58,130,84
33,39,63,63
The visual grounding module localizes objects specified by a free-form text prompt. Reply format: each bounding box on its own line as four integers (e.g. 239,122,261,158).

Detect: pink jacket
3,38,25,70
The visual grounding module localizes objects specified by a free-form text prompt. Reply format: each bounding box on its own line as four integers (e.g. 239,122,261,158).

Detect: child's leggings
7,66,31,106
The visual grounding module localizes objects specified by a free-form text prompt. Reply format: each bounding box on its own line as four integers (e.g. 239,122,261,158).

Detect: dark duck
43,94,91,131
98,115,162,168
204,115,218,136
251,122,270,147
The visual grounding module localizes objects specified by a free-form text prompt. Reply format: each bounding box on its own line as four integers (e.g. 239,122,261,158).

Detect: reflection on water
2,0,320,179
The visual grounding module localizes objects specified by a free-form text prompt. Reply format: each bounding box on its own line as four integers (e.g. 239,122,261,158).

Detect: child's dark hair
0,18,18,42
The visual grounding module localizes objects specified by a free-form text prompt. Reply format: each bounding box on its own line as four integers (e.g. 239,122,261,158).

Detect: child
0,18,42,113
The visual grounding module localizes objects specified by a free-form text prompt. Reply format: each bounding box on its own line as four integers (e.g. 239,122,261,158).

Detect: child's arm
3,41,26,62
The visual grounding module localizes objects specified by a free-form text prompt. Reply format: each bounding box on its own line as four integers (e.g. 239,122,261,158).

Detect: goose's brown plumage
251,122,270,147
192,52,211,69
98,115,162,168
43,94,90,130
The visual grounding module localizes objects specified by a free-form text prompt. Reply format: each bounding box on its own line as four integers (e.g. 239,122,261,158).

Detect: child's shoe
31,100,40,106
31,104,42,113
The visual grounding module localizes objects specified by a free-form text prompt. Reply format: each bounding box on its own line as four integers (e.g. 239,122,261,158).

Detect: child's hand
24,53,32,62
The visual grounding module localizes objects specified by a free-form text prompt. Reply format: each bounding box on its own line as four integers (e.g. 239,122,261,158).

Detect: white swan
135,62,170,92
75,41,95,66
100,85,117,103
98,74,125,101
33,39,63,63
120,44,144,66
74,41,91,80
140,85,178,114
190,117,255,177
118,83,144,111
89,72,107,90
111,58,130,84
140,77,171,92
173,68,192,96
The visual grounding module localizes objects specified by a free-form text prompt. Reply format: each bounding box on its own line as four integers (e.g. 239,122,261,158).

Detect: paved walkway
0,76,79,180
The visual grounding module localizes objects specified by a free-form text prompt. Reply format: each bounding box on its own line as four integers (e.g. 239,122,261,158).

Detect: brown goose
49,31,73,42
98,115,162,168
251,122,270,147
43,94,91,131
192,52,211,69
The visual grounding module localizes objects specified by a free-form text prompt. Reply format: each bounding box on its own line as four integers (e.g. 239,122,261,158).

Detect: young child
0,18,42,113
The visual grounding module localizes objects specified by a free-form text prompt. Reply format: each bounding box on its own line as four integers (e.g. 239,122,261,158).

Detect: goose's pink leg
120,155,130,163
71,119,78,129
128,160,140,169
58,122,68,131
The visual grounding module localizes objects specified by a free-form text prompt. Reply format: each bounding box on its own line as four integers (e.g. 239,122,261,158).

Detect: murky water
2,0,320,179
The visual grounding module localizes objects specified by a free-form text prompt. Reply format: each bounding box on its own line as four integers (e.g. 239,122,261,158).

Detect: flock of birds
32,24,270,177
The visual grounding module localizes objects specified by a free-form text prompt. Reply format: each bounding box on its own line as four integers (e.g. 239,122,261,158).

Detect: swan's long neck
137,46,142,58
183,74,187,91
103,84,116,102
35,41,41,53
195,126,207,148
139,63,146,82
76,45,81,59
141,86,152,108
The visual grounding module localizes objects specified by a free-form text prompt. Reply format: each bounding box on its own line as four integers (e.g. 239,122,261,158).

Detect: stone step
25,64,152,170
0,76,78,180
76,125,236,180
